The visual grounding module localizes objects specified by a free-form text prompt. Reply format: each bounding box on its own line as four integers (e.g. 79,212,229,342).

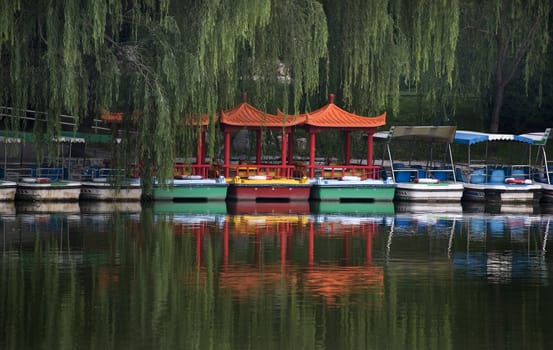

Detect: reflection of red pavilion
303,266,383,305
218,215,382,304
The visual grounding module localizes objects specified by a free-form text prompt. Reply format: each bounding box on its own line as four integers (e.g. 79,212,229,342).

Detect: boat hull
394,182,464,202
16,181,81,201
462,183,542,203
310,179,395,202
226,178,311,201
80,181,142,201
153,179,229,201
539,183,553,203
0,181,17,201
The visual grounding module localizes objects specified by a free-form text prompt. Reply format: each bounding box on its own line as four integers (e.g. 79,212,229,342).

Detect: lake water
1,201,553,349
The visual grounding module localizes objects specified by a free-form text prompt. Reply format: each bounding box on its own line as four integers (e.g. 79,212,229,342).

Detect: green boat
309,178,395,202
153,176,229,201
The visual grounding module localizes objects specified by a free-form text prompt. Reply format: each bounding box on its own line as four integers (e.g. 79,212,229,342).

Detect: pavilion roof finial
329,93,335,104
242,92,248,103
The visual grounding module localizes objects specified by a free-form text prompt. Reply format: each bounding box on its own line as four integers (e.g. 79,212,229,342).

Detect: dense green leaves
0,0,551,194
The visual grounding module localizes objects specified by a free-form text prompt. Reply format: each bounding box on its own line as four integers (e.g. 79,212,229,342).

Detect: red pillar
224,131,231,177
280,129,287,177
366,131,374,176
288,128,295,165
345,131,351,165
196,130,202,166
309,131,316,178
256,130,262,164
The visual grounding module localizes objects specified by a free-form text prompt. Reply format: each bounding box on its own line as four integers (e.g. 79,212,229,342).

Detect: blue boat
454,130,542,203
516,129,553,203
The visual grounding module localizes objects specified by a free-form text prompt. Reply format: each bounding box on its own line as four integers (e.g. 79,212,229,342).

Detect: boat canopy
454,130,535,145
377,126,457,143
517,129,551,146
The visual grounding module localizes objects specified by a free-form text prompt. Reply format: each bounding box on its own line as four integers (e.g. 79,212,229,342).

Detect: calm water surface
1,201,553,349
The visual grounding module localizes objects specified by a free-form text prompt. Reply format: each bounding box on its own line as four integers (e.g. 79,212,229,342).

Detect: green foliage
0,0,551,195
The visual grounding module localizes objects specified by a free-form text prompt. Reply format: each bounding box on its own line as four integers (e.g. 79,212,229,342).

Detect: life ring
341,175,361,181
505,177,531,184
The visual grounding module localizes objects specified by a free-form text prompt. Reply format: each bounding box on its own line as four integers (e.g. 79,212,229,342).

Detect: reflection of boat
226,200,310,215
0,202,16,215
227,214,310,232
462,201,540,214
16,201,80,214
310,201,395,215
454,214,547,283
395,201,463,214
80,201,142,214
152,201,227,215
376,126,464,202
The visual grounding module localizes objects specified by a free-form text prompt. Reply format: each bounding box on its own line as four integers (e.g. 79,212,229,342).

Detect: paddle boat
80,167,142,201
375,126,464,202
16,167,81,201
453,130,542,203
153,174,229,201
226,174,311,202
0,135,22,201
516,129,553,203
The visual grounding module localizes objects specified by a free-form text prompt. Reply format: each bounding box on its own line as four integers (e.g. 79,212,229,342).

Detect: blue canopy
454,130,535,145
454,131,489,145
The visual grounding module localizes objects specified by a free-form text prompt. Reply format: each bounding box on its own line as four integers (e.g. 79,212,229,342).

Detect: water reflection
1,203,553,349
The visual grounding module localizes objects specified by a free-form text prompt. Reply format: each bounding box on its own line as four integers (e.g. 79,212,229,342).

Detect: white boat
454,130,542,203
375,126,464,202
80,167,142,201
16,177,81,201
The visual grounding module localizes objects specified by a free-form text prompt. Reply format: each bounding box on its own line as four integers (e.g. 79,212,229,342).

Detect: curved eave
302,104,386,128
220,102,304,128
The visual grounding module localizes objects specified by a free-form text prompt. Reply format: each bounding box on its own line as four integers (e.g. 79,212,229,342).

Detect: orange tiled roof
302,94,386,128
220,101,305,128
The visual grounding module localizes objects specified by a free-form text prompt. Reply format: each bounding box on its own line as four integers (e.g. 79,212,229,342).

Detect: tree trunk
489,82,504,133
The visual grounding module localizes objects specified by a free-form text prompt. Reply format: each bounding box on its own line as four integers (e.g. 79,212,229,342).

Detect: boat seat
489,169,505,183
511,169,525,179
469,169,486,184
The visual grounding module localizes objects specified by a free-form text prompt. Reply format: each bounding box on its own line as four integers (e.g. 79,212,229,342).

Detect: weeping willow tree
0,0,329,196
1,0,551,197
455,0,552,133
323,0,460,118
